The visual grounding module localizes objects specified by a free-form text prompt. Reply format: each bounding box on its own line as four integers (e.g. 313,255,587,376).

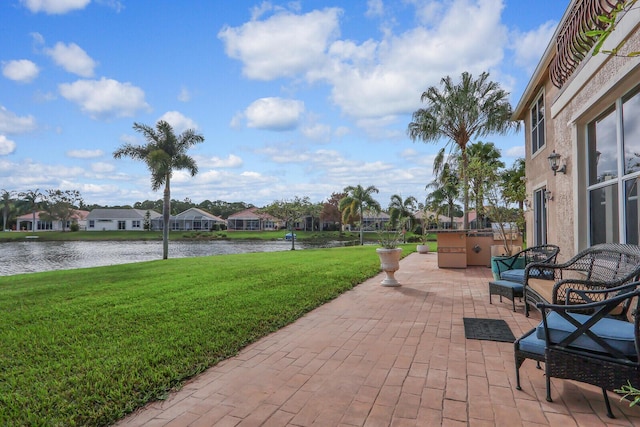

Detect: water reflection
1,240,342,276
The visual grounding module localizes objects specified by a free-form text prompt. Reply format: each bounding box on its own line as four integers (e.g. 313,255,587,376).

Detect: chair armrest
564,281,640,304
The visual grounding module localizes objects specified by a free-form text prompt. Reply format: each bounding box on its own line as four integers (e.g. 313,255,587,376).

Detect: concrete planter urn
376,247,402,286
416,244,429,254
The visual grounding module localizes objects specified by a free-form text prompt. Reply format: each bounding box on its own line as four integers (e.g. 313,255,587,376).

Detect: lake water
0,240,345,276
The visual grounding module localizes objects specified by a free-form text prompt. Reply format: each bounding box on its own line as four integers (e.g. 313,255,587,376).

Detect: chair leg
545,370,552,402
515,355,522,391
602,388,615,419
512,296,516,312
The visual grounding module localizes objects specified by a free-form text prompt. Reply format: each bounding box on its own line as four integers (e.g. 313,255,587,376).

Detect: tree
306,202,323,232
261,196,310,250
338,185,381,245
388,194,417,242
0,190,16,231
321,192,345,231
114,120,204,259
42,189,83,231
501,158,526,236
426,162,461,229
586,0,639,57
408,71,518,229
18,189,43,231
466,141,504,228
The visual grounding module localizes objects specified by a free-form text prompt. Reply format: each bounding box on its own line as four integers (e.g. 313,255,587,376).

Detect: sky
0,0,568,209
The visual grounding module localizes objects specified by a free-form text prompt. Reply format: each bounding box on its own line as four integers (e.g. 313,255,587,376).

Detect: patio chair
494,244,560,284
515,282,640,418
523,243,640,317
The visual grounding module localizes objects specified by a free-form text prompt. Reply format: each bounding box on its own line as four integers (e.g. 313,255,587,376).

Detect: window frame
530,90,546,155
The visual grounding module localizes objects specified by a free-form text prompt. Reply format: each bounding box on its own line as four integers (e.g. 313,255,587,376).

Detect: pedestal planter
376,247,402,286
416,244,430,254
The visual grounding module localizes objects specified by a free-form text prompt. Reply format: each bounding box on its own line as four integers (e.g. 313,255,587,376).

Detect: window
587,85,640,244
118,221,126,230
89,220,95,228
533,188,547,245
531,92,545,154
132,220,141,228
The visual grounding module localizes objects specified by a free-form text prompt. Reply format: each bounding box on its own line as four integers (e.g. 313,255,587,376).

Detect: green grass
0,245,414,426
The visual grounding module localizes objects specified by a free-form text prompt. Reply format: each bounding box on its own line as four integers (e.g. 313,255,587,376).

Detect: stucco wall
525,15,640,261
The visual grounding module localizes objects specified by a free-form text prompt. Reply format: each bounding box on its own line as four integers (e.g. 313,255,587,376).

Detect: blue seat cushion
490,279,523,291
536,312,636,356
518,331,546,355
501,268,552,284
500,269,525,283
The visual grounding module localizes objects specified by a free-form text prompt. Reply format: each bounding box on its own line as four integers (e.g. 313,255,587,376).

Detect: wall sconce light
524,199,531,209
544,190,553,201
548,150,567,175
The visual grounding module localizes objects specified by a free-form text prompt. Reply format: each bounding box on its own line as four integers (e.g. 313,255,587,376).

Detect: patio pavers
115,252,640,426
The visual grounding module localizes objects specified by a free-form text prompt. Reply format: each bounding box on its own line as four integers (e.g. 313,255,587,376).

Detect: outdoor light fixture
545,190,553,201
548,150,567,175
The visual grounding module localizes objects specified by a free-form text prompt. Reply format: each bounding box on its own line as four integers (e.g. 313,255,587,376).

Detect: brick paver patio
115,252,640,426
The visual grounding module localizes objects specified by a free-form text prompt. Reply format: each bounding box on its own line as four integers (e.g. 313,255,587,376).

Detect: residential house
227,207,281,231
16,210,90,231
342,211,391,232
150,207,226,231
86,208,161,231
512,0,640,260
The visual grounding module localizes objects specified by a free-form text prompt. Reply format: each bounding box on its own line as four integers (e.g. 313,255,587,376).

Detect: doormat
463,318,515,342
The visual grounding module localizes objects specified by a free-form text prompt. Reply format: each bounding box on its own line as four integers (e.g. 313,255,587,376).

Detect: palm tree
466,141,504,228
388,194,417,242
426,162,460,229
408,71,518,229
18,189,43,231
114,120,204,259
339,185,381,245
0,190,15,231
501,158,526,234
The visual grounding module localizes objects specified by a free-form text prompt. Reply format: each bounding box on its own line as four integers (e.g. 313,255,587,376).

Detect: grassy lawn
0,244,415,426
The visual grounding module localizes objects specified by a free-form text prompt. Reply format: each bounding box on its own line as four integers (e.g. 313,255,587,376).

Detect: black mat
463,318,515,342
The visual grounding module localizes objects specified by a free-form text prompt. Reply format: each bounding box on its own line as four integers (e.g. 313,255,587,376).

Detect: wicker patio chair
536,283,640,418
494,244,560,284
523,243,640,317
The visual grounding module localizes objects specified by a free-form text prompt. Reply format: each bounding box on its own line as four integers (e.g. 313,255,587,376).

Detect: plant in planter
485,178,523,280
376,218,407,287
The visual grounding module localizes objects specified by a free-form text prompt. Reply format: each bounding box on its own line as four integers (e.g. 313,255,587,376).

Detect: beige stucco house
513,0,640,260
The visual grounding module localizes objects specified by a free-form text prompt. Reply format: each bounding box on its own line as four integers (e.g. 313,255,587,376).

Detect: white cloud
0,106,37,134
0,135,17,155
158,111,198,133
90,161,115,173
511,20,557,73
220,0,508,121
21,0,90,14
198,154,243,168
505,145,525,158
67,148,104,158
218,7,342,80
45,42,97,77
2,60,40,83
177,86,191,102
365,0,384,18
245,97,305,130
301,123,331,141
58,78,150,119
